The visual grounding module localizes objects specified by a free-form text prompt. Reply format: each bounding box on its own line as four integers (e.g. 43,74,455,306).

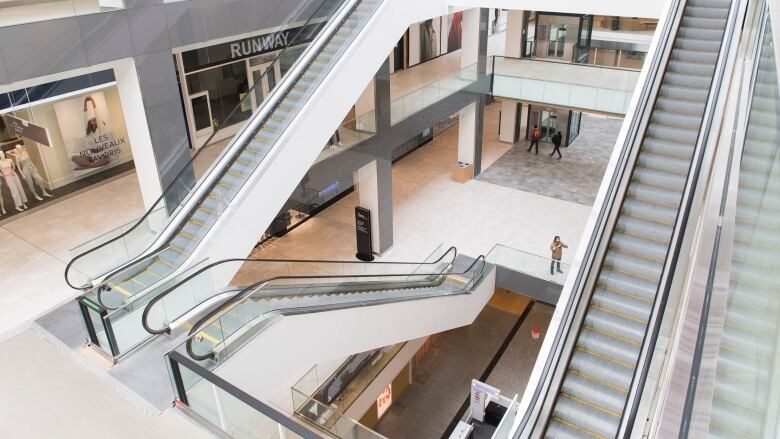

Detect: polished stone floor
478,114,624,206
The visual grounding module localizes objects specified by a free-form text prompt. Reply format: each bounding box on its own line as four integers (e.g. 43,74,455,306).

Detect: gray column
355,158,393,254
457,8,489,177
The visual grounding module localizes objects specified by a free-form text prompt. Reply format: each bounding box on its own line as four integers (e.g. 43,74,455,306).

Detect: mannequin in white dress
10,144,51,200
0,150,28,211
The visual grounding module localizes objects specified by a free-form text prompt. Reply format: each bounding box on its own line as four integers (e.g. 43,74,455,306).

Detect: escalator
708,17,779,438
67,0,388,358
181,253,487,362
537,0,738,437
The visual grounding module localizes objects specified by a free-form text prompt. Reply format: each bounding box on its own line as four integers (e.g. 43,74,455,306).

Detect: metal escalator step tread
666,61,715,77
553,394,620,438
683,6,730,19
642,137,696,159
592,287,654,321
680,16,727,31
584,306,647,344
597,268,658,300
578,327,641,365
659,84,710,102
632,166,688,191
570,348,634,389
646,122,700,144
710,397,763,437
621,198,678,226
673,37,722,53
561,372,627,415
616,215,674,244
636,152,693,176
716,349,771,382
604,251,663,282
546,416,606,439
626,182,682,208
713,374,768,409
611,232,668,262
662,72,712,90
677,27,725,41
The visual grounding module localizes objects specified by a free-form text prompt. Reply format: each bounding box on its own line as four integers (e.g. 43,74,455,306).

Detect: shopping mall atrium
0,0,777,437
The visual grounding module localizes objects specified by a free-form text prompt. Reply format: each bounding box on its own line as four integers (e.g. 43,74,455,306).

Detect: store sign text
79,134,126,163
376,383,392,418
230,32,290,59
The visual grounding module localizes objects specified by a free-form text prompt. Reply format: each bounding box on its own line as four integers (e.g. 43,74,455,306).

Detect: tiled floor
478,114,623,205
373,304,521,439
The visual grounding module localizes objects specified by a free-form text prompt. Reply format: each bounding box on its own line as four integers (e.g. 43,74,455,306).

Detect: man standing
550,131,563,159
528,125,541,154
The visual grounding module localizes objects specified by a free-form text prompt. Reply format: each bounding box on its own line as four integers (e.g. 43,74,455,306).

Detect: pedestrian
550,235,567,274
550,131,563,159
528,125,541,154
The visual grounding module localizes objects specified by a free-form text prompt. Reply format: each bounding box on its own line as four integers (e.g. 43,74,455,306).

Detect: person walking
550,235,567,275
550,131,563,159
528,125,541,154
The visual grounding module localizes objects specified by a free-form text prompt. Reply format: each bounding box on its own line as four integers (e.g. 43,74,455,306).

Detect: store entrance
540,109,558,143
248,61,281,111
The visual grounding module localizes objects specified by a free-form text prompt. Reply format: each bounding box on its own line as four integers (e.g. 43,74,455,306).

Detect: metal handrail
64,0,354,290
184,255,486,361
141,246,457,335
511,0,685,434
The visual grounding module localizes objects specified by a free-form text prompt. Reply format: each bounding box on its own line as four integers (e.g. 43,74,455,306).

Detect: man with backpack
528,125,541,154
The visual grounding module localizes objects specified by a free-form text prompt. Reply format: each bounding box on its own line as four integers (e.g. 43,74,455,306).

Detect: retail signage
470,380,500,422
182,22,325,73
3,114,52,147
355,206,374,261
376,383,392,418
53,92,127,177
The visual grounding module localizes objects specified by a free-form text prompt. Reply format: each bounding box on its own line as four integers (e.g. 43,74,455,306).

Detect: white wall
215,269,496,410
449,0,665,19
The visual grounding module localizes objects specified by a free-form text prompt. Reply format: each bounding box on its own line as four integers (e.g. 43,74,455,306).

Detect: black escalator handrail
618,0,747,436
184,255,486,362
512,0,686,435
64,0,344,290
141,246,457,335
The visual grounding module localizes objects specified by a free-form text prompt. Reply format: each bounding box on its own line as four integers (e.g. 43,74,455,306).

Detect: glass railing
389,63,483,125
591,16,658,34
292,343,405,414
572,45,646,70
292,387,387,438
491,56,634,115
315,110,378,163
486,244,571,286
491,395,519,439
0,0,125,27
65,0,346,289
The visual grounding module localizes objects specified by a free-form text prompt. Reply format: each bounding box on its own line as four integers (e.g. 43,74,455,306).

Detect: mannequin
0,150,28,211
10,144,51,200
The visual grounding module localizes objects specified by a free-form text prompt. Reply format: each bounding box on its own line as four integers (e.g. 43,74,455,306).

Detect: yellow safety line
237,158,253,166
723,317,771,337
590,304,648,324
227,169,245,178
708,419,756,439
195,329,221,346
560,392,621,418
199,206,219,216
550,416,607,439
158,258,176,269
715,367,758,384
178,230,196,241
597,283,653,303
719,343,766,361
113,284,133,298
602,264,659,283
448,275,468,284
568,369,628,393
609,246,666,265
576,346,635,369
583,324,641,346
147,267,163,278
617,228,668,245
131,277,147,288
217,182,235,190
713,393,762,414
170,245,186,254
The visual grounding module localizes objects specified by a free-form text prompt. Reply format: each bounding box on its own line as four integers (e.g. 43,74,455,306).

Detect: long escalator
543,0,734,437
708,17,779,438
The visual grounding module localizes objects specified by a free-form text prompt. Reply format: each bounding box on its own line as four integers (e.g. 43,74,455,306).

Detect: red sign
377,383,392,418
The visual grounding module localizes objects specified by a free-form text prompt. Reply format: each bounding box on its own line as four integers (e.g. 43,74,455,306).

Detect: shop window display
0,84,134,220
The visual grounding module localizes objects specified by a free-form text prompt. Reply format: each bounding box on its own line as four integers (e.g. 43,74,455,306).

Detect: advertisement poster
445,11,463,53
419,17,441,64
54,92,127,177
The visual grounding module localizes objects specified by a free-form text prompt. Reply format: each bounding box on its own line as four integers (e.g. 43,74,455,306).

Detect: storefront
526,105,581,146
0,69,135,219
174,23,323,149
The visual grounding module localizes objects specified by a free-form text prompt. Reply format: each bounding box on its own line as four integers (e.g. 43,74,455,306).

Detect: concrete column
457,8,488,176
498,100,520,144
374,58,391,134
505,9,525,58
354,159,392,254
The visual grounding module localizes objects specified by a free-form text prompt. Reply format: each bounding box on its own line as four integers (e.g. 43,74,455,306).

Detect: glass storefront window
186,62,251,130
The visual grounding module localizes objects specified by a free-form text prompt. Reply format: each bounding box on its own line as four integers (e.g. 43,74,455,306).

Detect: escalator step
621,198,678,226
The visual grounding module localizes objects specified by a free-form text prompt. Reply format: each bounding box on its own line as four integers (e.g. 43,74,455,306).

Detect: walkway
478,113,623,205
